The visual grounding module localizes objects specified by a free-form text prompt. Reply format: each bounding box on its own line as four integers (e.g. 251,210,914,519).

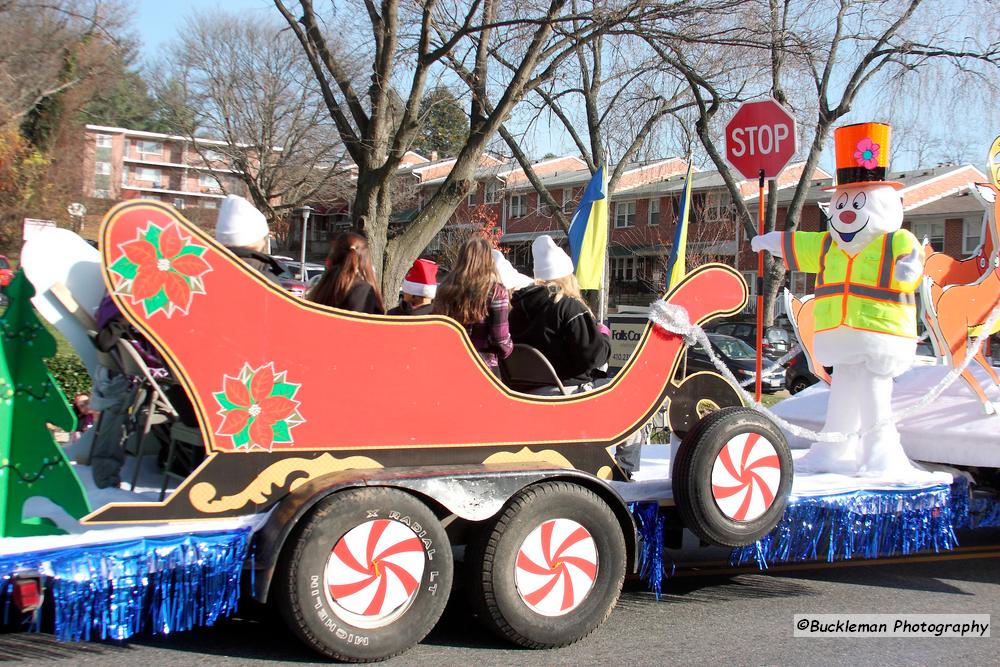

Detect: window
137,167,162,184
121,165,129,186
202,149,225,162
615,201,636,228
612,256,637,282
137,140,163,155
963,219,981,255
912,221,944,251
648,198,660,226
741,270,757,298
93,189,111,199
485,181,500,204
95,134,113,148
202,199,218,209
467,188,477,207
94,161,111,175
704,191,729,222
509,194,527,218
199,173,216,186
172,198,185,210
562,188,574,213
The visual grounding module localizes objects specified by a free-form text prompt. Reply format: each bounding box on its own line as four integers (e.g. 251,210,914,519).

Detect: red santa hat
401,258,438,298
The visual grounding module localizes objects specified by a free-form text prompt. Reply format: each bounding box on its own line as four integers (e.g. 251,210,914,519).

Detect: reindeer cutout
920,175,1000,413
783,289,832,386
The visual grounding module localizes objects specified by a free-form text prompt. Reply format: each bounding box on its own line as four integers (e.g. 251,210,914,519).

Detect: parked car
683,333,786,393
282,260,326,282
0,255,13,287
705,321,792,362
785,351,820,395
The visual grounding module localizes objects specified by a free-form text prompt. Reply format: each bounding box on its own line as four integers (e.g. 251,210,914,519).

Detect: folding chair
498,344,572,396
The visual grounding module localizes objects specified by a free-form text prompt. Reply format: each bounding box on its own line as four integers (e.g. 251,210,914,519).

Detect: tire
468,481,625,649
275,487,453,663
672,407,793,547
668,372,744,438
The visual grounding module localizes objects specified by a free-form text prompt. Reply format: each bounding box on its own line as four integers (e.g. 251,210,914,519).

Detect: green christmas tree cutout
0,271,90,537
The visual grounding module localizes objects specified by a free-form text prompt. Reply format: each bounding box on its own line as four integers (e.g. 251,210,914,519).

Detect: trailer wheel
468,481,625,649
275,487,452,663
672,407,792,547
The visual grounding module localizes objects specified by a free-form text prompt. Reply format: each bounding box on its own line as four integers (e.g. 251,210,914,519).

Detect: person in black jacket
388,258,437,316
509,235,610,390
308,232,385,314
214,195,285,283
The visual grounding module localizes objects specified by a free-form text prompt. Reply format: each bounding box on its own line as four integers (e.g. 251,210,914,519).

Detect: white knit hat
531,235,574,281
491,249,533,290
215,195,269,248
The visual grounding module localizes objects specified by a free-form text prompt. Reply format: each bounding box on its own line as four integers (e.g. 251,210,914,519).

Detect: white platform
609,445,952,505
772,364,1000,468
3,435,265,557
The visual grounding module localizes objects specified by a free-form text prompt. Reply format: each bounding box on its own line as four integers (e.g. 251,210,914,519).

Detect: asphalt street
1,535,997,667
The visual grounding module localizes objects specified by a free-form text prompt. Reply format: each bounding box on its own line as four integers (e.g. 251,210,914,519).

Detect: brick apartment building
81,125,991,312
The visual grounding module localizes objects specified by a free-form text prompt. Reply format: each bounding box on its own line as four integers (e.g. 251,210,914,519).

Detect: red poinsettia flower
216,364,298,449
119,223,211,309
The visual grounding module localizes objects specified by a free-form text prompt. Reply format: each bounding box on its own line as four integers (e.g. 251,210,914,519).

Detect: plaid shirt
467,283,513,371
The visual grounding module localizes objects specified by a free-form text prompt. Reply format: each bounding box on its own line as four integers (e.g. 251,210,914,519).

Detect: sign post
725,99,796,401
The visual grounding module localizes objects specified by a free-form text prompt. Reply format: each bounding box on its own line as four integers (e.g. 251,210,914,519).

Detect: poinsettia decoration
109,221,212,317
213,363,304,450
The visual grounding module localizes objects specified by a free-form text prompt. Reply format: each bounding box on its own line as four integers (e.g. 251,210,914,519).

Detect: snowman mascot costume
752,122,924,477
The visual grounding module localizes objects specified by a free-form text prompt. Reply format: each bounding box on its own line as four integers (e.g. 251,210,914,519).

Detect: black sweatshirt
508,285,610,385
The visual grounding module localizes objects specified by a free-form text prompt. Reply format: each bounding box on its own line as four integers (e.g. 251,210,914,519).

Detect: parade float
0,126,997,663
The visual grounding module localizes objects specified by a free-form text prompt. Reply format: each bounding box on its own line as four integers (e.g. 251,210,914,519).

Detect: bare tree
153,11,349,237
0,0,128,127
649,0,1000,324
273,0,653,296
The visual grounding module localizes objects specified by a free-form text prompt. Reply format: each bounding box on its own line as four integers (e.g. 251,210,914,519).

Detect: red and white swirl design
514,519,598,617
711,432,781,521
324,519,425,626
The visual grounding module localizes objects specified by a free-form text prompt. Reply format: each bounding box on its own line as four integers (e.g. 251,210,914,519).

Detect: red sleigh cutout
85,201,747,523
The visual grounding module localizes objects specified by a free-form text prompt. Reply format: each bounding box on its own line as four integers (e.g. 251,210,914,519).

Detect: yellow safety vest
781,230,922,337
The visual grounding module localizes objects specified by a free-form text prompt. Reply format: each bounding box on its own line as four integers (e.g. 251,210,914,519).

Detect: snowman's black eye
852,192,866,209
836,193,848,209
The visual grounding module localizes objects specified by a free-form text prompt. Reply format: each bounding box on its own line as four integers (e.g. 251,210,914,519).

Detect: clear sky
134,0,270,64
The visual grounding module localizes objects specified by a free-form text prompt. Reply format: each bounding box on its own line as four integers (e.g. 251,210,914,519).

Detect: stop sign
725,100,796,180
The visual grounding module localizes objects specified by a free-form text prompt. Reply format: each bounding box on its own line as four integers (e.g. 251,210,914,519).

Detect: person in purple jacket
433,237,513,375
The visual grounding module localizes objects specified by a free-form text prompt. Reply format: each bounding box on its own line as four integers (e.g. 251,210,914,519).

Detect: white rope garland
648,297,1000,443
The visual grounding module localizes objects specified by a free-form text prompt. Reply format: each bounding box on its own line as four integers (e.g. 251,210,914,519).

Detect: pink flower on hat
853,137,880,170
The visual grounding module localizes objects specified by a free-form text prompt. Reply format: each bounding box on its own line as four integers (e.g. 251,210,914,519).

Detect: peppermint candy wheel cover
710,432,781,521
324,519,426,628
514,518,598,617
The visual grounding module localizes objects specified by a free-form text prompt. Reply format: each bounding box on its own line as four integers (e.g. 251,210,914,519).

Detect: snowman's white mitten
893,247,923,285
750,231,784,255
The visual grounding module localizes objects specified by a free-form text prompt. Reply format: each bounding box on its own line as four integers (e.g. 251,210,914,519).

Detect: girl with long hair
309,232,385,314
433,236,513,373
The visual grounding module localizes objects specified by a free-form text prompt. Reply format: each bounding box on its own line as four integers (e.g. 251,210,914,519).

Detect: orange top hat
824,122,903,190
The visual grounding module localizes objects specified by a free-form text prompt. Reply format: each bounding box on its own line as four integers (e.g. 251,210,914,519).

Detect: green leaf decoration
145,288,169,315
272,420,292,443
144,225,162,252
271,382,298,399
110,256,138,280
175,245,205,258
232,421,251,449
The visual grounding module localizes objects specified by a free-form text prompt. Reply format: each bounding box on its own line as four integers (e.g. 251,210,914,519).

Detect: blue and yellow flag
568,166,609,290
665,160,694,290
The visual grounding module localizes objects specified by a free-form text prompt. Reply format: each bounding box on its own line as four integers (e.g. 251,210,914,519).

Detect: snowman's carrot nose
839,210,857,224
